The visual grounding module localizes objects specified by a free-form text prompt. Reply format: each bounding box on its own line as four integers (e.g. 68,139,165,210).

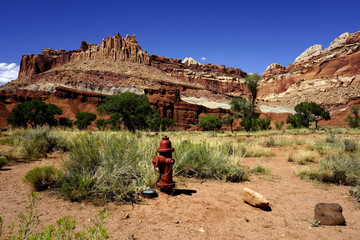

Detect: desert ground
1,131,360,240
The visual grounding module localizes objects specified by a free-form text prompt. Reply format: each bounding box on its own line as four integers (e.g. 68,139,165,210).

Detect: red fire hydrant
152,136,175,192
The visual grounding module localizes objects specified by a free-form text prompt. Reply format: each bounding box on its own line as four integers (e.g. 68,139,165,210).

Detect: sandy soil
1,140,360,239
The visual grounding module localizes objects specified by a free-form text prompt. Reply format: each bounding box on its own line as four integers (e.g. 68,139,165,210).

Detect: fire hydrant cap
157,136,175,153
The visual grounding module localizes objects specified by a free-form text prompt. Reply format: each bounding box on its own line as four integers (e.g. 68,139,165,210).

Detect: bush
61,132,157,203
257,118,271,130
287,150,317,165
197,115,222,131
74,112,97,130
149,116,176,132
173,140,247,182
301,154,360,185
343,138,358,153
58,117,73,128
95,119,109,131
349,185,360,201
24,166,63,191
7,99,62,128
345,105,360,128
275,120,284,130
0,193,109,239
0,156,7,169
21,126,70,160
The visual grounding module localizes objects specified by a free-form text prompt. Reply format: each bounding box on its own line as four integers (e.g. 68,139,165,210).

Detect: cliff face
260,31,360,111
17,34,247,99
0,87,232,130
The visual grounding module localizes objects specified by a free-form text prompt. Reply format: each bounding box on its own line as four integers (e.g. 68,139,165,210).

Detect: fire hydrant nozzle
152,136,175,192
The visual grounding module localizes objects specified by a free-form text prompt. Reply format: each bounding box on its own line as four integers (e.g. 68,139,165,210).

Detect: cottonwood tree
346,105,360,128
287,102,330,129
7,99,62,128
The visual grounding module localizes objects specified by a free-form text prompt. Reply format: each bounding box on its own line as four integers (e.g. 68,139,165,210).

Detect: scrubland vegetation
1,125,360,238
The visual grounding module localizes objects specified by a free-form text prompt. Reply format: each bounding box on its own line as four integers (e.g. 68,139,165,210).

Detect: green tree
244,73,261,104
74,112,97,130
287,102,330,129
257,118,271,130
197,115,222,131
97,92,158,132
95,119,109,131
222,114,234,133
229,73,262,132
58,117,73,128
346,105,360,128
149,116,176,132
230,98,259,132
7,99,62,128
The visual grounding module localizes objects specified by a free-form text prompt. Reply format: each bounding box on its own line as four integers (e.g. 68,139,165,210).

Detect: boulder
314,203,346,226
243,188,269,208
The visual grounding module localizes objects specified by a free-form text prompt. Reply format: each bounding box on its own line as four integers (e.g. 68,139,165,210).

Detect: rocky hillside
12,34,248,101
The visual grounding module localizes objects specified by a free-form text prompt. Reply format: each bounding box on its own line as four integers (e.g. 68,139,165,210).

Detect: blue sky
1,0,359,83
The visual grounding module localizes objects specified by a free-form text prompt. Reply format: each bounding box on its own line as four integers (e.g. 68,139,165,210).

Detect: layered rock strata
0,87,230,130
260,31,360,112
17,34,247,98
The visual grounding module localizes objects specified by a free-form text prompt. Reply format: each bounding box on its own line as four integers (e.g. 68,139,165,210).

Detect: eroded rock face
17,34,247,98
260,31,360,113
0,87,231,130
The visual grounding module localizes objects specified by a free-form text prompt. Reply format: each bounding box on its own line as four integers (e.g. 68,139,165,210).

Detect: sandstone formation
0,87,230,130
16,34,247,99
260,31,360,114
314,203,346,226
242,188,270,208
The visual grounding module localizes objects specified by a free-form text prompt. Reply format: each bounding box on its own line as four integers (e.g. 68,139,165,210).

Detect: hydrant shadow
171,189,197,196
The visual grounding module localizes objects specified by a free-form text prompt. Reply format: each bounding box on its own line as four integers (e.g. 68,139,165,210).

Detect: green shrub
349,185,360,201
275,121,284,130
345,105,360,128
74,112,97,130
21,126,70,159
257,118,271,130
251,164,269,174
197,115,222,131
343,138,358,153
62,132,157,203
301,154,360,185
1,193,109,239
173,140,247,182
262,137,275,147
24,166,63,191
0,156,6,169
95,119,109,131
58,117,73,128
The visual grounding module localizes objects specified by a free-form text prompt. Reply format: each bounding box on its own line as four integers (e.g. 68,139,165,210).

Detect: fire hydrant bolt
152,136,175,192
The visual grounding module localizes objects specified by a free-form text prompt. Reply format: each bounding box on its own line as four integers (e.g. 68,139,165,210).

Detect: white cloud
201,57,206,61
0,63,20,85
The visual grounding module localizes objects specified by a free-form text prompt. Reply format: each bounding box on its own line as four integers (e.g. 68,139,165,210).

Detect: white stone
294,44,323,64
265,63,284,72
325,32,350,52
182,57,202,67
243,188,269,208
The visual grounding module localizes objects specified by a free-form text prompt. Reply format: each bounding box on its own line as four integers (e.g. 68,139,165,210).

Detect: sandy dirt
1,138,360,240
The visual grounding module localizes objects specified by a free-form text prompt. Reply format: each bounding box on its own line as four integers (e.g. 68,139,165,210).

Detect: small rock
123,213,130,219
243,188,269,208
314,203,346,226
